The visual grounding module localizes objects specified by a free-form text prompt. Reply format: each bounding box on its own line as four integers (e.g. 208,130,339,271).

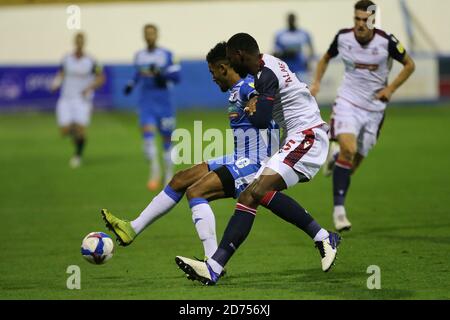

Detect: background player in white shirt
51,32,105,168
310,0,415,231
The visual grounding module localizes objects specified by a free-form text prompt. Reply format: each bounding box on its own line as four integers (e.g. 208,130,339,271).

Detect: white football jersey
255,54,325,139
328,28,407,111
60,53,100,100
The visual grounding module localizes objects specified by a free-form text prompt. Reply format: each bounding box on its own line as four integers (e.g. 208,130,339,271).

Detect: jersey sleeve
255,67,279,98
249,67,279,129
130,52,142,84
240,80,257,101
274,32,285,53
59,55,67,72
162,51,181,83
305,30,313,46
388,34,407,62
327,33,339,58
91,60,103,75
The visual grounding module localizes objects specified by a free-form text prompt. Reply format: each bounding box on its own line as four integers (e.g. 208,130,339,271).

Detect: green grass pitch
1,105,449,299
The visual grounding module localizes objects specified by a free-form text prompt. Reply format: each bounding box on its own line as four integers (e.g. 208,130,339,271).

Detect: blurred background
0,0,449,111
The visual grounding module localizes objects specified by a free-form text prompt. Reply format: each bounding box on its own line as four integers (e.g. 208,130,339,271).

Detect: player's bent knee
60,127,70,136
339,145,357,162
142,126,157,135
169,170,188,192
249,180,271,204
185,185,205,200
237,188,255,206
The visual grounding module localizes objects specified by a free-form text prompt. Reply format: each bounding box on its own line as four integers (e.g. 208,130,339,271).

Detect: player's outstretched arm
310,53,332,97
375,54,415,102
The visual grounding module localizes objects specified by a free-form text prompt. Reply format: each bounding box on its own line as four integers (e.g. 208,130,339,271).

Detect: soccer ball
81,232,114,264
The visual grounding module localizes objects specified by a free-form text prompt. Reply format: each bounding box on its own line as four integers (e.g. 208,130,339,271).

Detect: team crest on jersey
228,105,240,119
229,90,239,102
372,47,379,55
235,157,251,169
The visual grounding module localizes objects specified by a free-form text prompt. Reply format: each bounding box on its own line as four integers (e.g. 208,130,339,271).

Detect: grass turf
0,106,449,299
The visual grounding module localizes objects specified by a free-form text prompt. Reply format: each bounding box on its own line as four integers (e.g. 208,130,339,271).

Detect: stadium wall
0,0,448,110
0,56,439,111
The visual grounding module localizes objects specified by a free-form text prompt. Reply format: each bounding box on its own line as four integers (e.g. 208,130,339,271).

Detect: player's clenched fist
309,82,320,97
375,87,393,103
244,96,257,115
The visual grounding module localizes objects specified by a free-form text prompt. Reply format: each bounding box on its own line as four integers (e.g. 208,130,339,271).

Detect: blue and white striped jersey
274,29,313,73
132,47,181,107
228,75,279,164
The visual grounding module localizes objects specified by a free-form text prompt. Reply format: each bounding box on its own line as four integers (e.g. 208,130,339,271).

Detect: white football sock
131,188,180,234
191,203,218,259
143,137,160,180
313,228,330,242
207,258,224,275
333,205,347,218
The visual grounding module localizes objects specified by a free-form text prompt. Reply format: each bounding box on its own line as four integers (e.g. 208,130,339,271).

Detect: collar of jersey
230,79,244,90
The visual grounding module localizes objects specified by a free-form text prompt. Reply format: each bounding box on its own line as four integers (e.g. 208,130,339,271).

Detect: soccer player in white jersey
310,0,415,231
123,24,181,190
175,33,341,285
51,32,105,168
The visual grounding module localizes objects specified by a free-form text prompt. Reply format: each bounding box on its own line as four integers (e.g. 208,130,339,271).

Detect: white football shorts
255,124,329,188
330,97,385,157
56,97,93,127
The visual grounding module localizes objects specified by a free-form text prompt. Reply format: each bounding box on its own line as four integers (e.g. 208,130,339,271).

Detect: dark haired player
175,34,341,285
102,42,279,261
310,0,415,231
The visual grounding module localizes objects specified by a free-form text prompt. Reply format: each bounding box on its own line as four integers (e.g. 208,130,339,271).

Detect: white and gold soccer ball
81,232,114,264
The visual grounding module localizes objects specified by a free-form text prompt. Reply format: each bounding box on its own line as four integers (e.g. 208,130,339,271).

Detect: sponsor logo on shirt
354,63,379,71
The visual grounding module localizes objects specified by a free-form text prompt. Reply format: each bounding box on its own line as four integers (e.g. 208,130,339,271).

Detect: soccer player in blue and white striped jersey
274,13,315,82
124,24,181,190
101,42,278,260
